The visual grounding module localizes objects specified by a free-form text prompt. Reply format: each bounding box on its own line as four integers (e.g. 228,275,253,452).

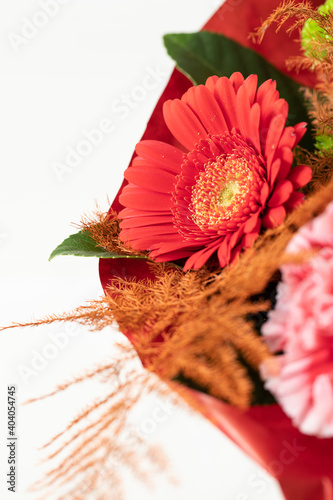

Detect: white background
0,1,284,499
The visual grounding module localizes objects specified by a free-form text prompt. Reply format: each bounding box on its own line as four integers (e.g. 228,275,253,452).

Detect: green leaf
49,231,147,261
163,31,313,150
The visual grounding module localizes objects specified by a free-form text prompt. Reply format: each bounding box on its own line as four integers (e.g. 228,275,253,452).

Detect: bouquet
5,1,333,499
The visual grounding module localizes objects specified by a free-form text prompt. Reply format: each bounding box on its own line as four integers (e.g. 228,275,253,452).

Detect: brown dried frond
137,180,333,407
8,180,333,498
285,49,333,76
303,149,333,189
8,182,333,412
252,1,330,42
303,85,333,132
77,208,149,258
251,0,333,81
29,345,180,500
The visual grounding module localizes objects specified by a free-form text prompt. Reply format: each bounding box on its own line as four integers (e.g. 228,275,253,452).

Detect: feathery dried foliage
253,1,333,69
75,208,149,258
11,180,333,411
26,344,178,500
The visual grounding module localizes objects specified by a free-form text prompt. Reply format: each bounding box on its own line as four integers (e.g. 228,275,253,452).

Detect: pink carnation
261,201,333,438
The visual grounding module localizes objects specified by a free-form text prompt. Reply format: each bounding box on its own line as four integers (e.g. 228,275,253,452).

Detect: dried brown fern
252,1,332,44
25,345,179,500
76,208,149,259
9,180,333,413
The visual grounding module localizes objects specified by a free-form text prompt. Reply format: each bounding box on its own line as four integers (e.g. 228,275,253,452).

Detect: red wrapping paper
99,2,333,499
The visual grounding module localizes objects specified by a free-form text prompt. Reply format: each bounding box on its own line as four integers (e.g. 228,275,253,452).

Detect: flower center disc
191,154,257,230
218,180,240,206
172,133,266,238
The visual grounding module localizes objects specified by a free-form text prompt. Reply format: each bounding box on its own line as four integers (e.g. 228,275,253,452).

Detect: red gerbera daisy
118,72,312,271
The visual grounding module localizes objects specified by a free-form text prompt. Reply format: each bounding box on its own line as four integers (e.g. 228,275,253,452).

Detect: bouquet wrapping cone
100,2,333,499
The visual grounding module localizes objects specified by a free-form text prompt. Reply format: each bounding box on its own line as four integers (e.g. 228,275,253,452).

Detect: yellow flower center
218,180,240,206
190,155,254,230
172,133,266,240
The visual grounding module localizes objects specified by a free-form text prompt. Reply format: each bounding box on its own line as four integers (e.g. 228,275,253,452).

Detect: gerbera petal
293,122,307,144
163,99,208,150
236,80,261,151
256,79,277,107
150,240,203,254
118,207,171,218
183,240,221,271
119,186,172,211
265,114,287,178
242,74,258,106
212,77,238,131
260,182,270,205
287,165,313,189
236,92,261,153
120,223,176,241
272,147,293,185
182,85,229,135
249,103,261,153
127,233,183,250
242,220,261,248
205,75,219,92
152,249,194,262
268,180,294,207
269,158,282,188
259,99,287,144
230,72,244,92
229,243,242,266
217,236,231,268
135,140,184,174
244,210,261,233
278,126,299,150
119,215,173,229
257,80,280,129
284,191,305,211
262,205,287,229
230,226,245,248
124,166,176,193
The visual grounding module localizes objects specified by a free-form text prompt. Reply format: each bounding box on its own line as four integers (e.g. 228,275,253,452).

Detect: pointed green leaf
163,31,313,150
49,231,147,261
